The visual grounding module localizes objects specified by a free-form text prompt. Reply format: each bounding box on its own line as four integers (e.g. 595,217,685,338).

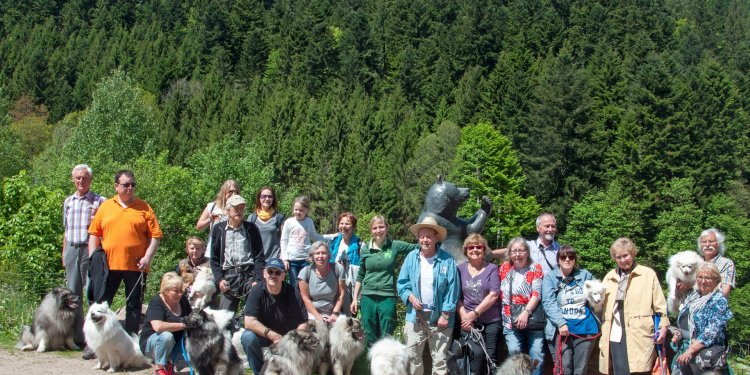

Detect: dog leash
553,331,602,375
467,326,498,374
405,311,446,350
179,334,195,375
113,271,145,316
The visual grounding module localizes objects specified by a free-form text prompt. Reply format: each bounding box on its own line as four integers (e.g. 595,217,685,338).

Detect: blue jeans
287,260,309,288
504,328,544,375
241,329,272,374
144,332,183,366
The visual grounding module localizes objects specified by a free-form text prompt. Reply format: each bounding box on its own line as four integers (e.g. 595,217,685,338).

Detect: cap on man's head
225,194,247,208
265,258,285,272
409,216,447,242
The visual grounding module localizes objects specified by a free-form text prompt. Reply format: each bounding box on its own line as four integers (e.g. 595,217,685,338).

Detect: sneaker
81,346,96,360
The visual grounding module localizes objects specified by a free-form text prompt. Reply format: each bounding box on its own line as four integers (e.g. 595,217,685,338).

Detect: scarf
686,287,720,339
256,208,275,221
610,267,632,342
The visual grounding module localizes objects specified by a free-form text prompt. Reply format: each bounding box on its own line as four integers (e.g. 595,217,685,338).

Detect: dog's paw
20,344,34,351
36,345,46,353
106,368,116,373
93,362,102,370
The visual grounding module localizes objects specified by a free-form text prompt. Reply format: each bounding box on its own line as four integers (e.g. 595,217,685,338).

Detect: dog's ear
347,317,353,327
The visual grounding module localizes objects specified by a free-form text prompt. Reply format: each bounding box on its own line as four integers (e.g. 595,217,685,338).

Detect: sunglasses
260,194,274,199
465,245,485,251
266,269,284,276
118,182,136,188
559,255,576,261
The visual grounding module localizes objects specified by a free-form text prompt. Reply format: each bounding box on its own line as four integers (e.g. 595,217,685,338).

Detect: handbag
446,334,471,375
695,344,728,371
509,269,546,331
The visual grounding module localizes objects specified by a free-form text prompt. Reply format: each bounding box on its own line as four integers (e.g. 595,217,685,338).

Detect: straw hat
409,216,447,242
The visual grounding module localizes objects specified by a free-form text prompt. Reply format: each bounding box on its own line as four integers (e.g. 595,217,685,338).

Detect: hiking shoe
154,369,169,375
81,346,96,360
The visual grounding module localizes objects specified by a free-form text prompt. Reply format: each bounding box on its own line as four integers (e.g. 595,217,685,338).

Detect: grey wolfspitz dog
261,329,321,375
183,309,244,375
328,317,365,375
17,287,80,352
495,353,538,375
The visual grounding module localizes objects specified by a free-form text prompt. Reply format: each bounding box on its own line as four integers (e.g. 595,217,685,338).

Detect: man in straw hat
397,217,459,375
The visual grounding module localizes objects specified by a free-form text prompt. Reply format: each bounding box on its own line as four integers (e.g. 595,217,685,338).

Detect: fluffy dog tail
16,325,34,350
128,333,151,368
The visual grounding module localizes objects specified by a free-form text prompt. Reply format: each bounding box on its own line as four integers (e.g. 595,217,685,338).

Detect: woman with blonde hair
350,215,418,346
139,272,192,375
599,237,669,374
195,180,240,257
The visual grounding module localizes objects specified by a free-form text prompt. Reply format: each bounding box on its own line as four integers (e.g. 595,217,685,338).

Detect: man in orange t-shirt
88,170,163,334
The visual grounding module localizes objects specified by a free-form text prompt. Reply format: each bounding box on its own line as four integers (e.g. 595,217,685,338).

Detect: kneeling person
140,272,192,375
241,258,308,374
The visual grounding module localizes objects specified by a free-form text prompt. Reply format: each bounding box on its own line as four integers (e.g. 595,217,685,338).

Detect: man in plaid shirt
62,164,104,358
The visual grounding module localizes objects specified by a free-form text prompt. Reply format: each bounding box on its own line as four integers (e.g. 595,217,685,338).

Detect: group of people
61,166,736,375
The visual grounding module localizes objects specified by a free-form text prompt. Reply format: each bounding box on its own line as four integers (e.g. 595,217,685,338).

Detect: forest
0,0,749,347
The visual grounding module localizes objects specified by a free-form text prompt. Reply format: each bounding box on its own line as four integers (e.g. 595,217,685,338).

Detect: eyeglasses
260,194,274,199
118,183,136,188
559,255,576,261
510,250,527,254
267,269,284,276
465,245,484,251
700,240,718,245
696,275,714,281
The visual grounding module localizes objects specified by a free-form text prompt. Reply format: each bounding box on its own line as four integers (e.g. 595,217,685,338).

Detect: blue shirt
330,233,361,265
397,247,459,327
542,267,599,340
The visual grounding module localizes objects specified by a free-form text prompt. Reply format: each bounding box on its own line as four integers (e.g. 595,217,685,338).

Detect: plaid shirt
63,190,105,244
710,255,736,289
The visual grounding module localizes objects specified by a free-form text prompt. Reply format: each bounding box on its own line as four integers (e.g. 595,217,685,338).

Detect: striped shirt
63,191,105,244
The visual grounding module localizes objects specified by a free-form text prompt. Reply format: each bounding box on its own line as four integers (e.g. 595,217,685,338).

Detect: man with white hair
697,228,735,297
527,213,560,275
397,216,459,375
63,164,105,358
210,194,265,312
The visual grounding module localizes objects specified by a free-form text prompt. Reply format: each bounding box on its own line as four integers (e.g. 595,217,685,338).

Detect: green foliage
650,178,704,273
0,172,65,295
449,122,540,248
62,69,158,167
562,184,644,277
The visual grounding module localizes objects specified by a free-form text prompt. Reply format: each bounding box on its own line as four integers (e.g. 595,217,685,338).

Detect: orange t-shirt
88,197,163,271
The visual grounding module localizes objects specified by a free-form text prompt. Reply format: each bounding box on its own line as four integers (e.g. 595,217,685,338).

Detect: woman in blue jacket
541,245,600,375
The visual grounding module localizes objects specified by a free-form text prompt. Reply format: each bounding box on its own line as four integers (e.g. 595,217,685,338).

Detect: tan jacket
598,264,669,373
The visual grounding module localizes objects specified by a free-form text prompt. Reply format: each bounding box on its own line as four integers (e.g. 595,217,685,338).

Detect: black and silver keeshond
17,287,80,352
183,309,244,375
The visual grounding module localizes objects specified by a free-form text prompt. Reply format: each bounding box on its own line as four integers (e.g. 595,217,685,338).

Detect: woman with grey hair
671,262,732,374
298,241,346,323
697,228,735,297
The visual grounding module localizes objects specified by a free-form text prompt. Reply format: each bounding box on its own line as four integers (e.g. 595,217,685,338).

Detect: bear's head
422,175,469,218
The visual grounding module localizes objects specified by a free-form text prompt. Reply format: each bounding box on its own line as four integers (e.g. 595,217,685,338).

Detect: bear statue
417,176,491,262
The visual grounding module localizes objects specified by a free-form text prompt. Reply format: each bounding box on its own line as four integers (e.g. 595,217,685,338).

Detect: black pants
101,270,146,334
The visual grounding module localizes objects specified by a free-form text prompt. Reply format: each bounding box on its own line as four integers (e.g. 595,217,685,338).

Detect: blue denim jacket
541,267,593,340
397,247,459,327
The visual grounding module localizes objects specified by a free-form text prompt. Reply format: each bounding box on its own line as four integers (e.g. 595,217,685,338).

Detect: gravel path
0,347,158,375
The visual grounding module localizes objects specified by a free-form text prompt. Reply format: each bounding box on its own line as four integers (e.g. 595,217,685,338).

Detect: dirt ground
0,347,158,375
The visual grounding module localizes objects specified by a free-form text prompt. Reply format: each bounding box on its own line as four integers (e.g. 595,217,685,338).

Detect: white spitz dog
189,267,216,310
667,250,704,314
83,302,149,373
368,336,409,375
583,279,605,314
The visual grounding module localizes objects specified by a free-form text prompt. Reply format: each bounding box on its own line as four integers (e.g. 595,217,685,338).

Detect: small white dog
368,336,409,375
189,267,216,310
583,279,605,314
83,302,149,373
667,250,704,314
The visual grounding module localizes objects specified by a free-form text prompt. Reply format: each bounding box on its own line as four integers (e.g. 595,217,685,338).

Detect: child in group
280,196,333,287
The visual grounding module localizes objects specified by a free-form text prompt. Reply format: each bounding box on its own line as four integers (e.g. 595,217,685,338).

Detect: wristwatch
264,328,271,338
